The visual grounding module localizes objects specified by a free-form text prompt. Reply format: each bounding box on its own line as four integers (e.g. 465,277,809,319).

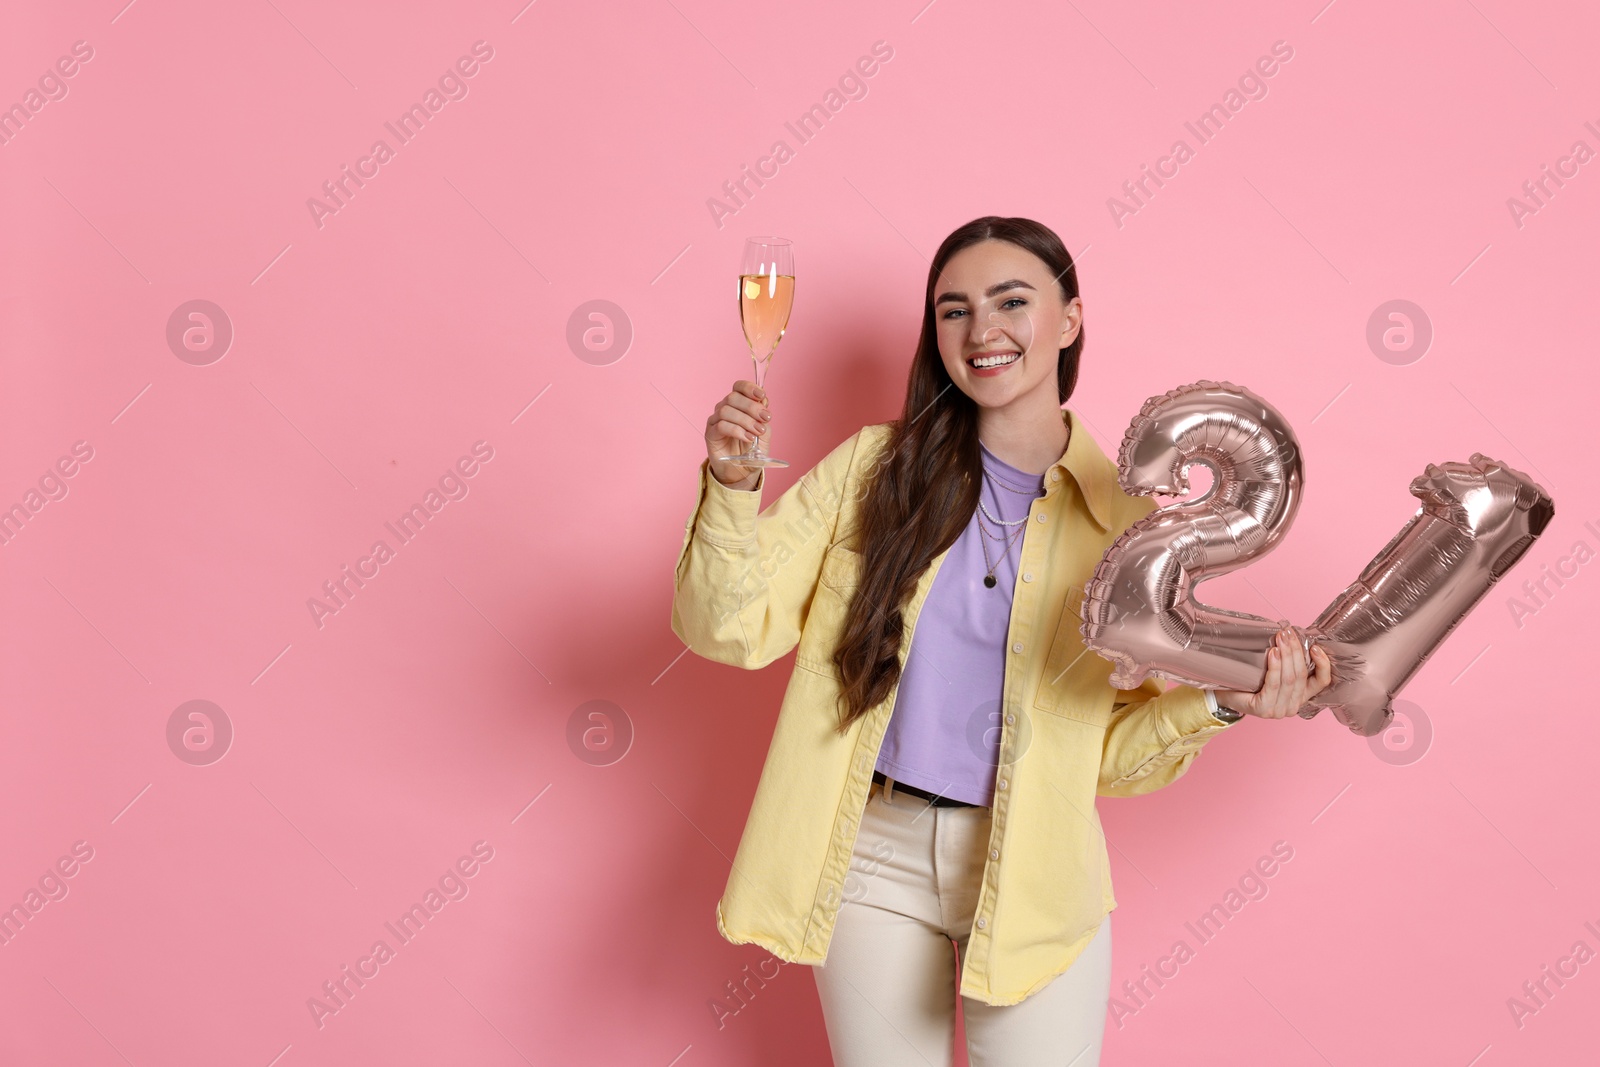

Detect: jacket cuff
694,460,765,545
1158,684,1233,746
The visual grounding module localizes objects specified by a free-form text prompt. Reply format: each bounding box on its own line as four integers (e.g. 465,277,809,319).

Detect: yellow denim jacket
670,408,1234,1006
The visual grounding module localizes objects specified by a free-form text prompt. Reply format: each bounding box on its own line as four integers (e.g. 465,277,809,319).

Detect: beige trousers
811,776,1113,1067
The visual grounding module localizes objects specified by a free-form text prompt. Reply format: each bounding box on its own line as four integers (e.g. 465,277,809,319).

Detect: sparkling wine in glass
722,236,794,468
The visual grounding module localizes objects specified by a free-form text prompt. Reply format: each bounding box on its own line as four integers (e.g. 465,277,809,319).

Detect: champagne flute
721,236,795,468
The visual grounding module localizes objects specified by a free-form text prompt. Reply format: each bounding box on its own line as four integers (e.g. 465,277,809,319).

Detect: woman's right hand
705,379,771,490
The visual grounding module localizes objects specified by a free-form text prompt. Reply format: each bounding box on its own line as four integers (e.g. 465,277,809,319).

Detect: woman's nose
970,308,1007,346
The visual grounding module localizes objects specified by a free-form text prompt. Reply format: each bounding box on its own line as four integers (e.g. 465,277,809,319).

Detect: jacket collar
1048,408,1118,532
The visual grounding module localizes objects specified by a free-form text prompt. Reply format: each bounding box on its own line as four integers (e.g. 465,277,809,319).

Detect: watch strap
1206,690,1243,723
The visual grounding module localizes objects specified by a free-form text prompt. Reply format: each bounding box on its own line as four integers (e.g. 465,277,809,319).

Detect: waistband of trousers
872,769,984,808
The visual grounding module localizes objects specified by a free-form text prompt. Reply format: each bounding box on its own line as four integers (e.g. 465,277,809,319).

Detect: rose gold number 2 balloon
1080,380,1305,697
1079,379,1555,738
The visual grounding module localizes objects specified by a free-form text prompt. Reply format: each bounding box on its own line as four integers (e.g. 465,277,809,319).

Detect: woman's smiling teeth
969,351,1020,369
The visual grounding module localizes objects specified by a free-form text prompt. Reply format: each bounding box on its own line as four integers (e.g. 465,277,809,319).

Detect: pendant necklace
976,470,1033,589
976,440,1050,587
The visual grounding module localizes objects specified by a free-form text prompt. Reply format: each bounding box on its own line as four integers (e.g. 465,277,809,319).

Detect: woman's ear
1057,295,1083,348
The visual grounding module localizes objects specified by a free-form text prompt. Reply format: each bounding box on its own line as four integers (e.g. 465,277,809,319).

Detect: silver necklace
979,471,1033,527
987,472,1045,495
980,437,1061,498
976,506,1028,589
975,460,1043,588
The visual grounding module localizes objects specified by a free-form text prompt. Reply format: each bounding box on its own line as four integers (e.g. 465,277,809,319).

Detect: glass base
717,451,789,468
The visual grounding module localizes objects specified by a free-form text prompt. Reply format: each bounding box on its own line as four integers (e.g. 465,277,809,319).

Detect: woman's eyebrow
934,278,1037,306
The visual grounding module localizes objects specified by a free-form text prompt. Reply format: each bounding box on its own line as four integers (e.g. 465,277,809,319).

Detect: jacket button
1050,471,1061,482
1036,513,1046,523
1004,714,1014,724
1012,642,1024,654
997,778,1008,789
975,917,986,929
990,848,999,860
1022,572,1033,582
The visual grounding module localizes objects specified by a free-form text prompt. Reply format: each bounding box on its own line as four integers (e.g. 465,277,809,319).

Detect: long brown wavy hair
828,216,1085,734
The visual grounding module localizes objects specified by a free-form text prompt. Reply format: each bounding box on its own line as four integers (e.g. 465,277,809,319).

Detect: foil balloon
1080,380,1305,695
1079,379,1557,740
1298,453,1553,735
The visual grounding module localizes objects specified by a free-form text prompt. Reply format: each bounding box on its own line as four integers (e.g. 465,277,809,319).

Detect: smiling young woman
674,216,1329,1066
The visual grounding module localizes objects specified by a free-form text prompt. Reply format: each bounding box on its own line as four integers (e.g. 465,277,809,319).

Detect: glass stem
750,354,768,459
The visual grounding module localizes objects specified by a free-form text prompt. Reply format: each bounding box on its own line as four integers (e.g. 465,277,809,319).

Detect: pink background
1,1,1594,1064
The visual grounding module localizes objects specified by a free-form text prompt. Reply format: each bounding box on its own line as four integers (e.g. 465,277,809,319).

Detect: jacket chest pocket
1033,586,1117,727
797,544,861,674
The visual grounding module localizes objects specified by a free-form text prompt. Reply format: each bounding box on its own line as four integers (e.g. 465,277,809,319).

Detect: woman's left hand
1213,626,1332,720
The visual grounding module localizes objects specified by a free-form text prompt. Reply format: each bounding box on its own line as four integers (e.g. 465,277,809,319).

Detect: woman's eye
1002,297,1027,309
943,308,967,319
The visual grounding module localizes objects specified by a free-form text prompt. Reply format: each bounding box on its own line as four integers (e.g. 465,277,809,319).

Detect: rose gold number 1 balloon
1300,453,1553,735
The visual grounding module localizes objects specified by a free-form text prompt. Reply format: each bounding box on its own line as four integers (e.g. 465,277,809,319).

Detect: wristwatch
1206,690,1243,724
